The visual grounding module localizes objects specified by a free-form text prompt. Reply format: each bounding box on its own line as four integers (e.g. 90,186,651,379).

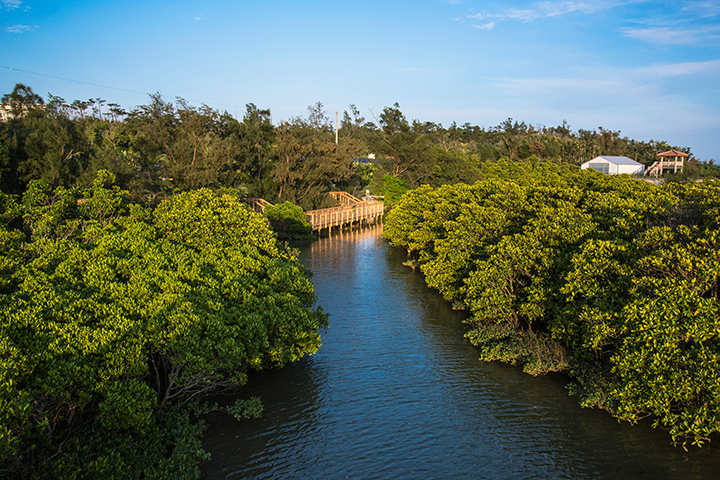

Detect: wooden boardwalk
306,198,384,234
246,193,384,234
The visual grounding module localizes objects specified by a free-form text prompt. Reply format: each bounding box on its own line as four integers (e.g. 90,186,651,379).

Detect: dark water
201,225,719,479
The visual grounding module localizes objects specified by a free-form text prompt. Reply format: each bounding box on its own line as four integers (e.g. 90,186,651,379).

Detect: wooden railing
644,159,685,178
644,161,660,177
305,200,384,232
245,198,273,214
327,191,361,205
244,193,384,234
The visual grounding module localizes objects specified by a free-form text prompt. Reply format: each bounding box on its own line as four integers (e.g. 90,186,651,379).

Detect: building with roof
644,150,688,177
580,156,645,175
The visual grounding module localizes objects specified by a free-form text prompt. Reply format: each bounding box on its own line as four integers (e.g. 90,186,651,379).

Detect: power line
0,65,249,111
2,65,321,121
1,65,150,96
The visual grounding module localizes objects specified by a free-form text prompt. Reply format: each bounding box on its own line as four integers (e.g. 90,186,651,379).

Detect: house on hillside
581,156,645,175
644,149,688,177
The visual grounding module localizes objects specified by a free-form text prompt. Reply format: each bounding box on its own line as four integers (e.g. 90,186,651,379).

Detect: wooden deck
306,199,384,233
245,193,384,234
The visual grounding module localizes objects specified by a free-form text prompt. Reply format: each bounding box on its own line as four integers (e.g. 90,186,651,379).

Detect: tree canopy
384,160,720,447
0,173,327,479
3,84,715,209
2,84,719,473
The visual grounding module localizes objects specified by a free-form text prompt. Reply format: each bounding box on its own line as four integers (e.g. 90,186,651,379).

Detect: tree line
2,84,716,212
383,159,720,447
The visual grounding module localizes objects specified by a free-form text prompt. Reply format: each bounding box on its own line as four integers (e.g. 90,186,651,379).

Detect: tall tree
237,103,275,195
271,103,357,209
371,103,437,187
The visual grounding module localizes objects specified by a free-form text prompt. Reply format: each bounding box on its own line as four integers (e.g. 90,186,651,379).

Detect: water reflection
201,225,720,479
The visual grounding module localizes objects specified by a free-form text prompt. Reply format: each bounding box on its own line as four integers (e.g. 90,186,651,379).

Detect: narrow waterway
201,225,719,479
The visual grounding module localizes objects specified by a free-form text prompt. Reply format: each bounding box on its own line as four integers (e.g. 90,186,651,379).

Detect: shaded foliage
2,85,709,216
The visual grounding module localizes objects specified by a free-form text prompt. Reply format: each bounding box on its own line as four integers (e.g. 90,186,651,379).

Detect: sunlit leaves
384,160,720,445
0,178,327,477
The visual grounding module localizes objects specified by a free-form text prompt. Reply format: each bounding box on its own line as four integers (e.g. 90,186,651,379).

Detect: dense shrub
264,201,313,240
0,173,327,478
385,159,720,446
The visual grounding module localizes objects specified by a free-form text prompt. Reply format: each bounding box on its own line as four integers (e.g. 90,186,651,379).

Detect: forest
2,83,717,211
384,160,720,447
1,83,719,477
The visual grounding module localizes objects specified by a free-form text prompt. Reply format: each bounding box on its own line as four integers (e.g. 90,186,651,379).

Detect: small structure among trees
580,156,645,175
645,149,689,177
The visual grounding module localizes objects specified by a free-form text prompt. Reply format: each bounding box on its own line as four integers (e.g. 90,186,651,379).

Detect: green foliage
374,174,408,208
0,175,327,478
264,201,313,240
225,397,264,421
466,323,568,376
2,81,711,452
384,161,720,446
1,83,699,206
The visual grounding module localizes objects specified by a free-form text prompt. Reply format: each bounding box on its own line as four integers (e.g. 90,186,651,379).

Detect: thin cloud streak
640,59,720,77
486,59,720,111
621,24,720,45
468,0,649,24
473,22,495,30
6,24,38,33
681,1,720,19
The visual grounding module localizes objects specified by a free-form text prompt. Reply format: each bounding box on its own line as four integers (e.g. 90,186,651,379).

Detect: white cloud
682,1,720,19
179,14,206,21
486,59,720,113
622,26,693,44
621,24,720,45
489,75,643,105
615,1,720,45
473,22,495,30
468,0,648,26
2,0,22,10
640,59,720,78
474,67,720,158
6,24,38,33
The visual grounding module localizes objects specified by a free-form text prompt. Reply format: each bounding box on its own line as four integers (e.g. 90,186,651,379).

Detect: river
201,224,719,479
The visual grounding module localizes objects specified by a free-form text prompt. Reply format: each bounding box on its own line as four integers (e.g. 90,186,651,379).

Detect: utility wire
1,65,150,96
0,65,249,111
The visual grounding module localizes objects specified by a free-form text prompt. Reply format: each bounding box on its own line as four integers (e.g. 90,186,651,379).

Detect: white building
581,156,645,175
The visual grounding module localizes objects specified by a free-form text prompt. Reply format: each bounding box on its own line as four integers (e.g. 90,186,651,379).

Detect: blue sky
2,0,719,160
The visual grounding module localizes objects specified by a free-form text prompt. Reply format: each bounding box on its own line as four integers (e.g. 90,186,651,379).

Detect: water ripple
202,226,720,479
